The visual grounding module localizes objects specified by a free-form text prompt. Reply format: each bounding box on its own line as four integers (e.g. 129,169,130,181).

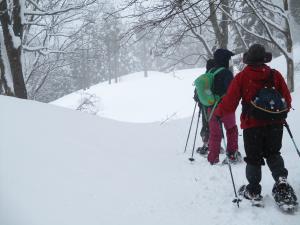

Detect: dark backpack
245,69,288,120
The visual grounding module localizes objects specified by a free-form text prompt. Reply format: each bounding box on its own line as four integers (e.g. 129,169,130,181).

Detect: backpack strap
264,69,275,87
211,67,225,76
210,67,225,98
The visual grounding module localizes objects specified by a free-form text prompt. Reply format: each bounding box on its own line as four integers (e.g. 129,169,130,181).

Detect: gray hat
243,44,272,65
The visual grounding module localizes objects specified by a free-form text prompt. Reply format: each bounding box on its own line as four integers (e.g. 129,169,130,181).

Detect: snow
1,51,300,225
8,26,21,49
52,44,300,123
52,68,205,123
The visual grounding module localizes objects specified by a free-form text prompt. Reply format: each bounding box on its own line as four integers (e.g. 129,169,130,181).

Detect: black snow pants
243,124,288,195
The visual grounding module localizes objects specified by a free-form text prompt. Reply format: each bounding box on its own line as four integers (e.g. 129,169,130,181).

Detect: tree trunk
286,57,294,92
220,0,229,49
0,0,27,98
284,0,294,92
0,48,13,95
209,0,229,49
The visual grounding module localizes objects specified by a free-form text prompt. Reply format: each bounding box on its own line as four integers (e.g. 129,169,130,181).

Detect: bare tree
0,0,97,99
0,0,27,98
117,0,296,91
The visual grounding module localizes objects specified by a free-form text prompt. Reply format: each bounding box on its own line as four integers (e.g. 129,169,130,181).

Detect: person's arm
214,72,242,117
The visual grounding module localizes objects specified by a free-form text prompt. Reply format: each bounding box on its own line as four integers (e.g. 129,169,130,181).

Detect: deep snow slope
2,46,300,225
52,45,300,124
1,91,300,225
51,68,204,123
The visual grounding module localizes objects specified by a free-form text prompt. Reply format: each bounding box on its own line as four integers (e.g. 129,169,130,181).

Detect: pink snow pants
207,109,238,164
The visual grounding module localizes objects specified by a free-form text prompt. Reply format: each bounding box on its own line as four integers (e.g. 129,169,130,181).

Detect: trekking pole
218,118,242,208
189,108,201,162
184,102,197,153
284,121,300,158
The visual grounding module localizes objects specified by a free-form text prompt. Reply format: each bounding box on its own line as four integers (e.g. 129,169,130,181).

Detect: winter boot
196,143,209,155
272,177,298,211
222,151,242,164
197,143,225,156
238,185,264,207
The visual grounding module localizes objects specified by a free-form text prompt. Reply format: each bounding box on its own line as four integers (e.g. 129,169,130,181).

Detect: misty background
1,0,299,102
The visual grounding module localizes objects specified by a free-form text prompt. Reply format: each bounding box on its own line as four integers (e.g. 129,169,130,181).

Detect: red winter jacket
214,64,292,129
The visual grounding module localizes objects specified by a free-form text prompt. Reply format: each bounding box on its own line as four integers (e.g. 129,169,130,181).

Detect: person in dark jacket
194,59,216,154
214,44,297,203
207,49,240,165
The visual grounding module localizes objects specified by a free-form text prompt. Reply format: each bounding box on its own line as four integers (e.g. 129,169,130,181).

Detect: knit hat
213,49,235,65
243,44,272,65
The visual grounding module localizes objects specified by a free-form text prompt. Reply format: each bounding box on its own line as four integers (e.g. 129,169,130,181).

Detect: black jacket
211,66,233,97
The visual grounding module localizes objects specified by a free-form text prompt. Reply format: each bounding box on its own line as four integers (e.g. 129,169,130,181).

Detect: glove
214,106,223,119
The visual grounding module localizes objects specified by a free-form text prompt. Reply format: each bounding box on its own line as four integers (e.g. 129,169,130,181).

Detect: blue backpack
248,69,288,120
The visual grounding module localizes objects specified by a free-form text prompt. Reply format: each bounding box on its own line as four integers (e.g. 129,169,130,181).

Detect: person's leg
196,105,209,155
221,112,238,153
264,125,297,205
207,111,222,164
264,124,288,181
243,127,264,195
200,105,209,144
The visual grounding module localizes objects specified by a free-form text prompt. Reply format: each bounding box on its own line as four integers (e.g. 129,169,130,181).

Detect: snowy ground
52,68,204,123
1,51,300,225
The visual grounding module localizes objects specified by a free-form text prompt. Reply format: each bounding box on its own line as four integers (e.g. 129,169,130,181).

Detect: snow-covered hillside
1,89,300,225
52,46,300,124
1,50,300,225
52,68,204,123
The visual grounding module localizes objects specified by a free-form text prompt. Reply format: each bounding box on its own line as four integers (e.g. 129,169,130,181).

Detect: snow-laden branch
219,7,272,43
23,45,75,55
24,0,96,16
26,0,45,12
244,0,290,58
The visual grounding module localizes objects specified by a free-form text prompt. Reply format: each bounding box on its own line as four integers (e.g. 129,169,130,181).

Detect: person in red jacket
214,44,297,204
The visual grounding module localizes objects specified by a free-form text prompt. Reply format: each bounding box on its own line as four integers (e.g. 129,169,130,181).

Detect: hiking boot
238,185,264,207
222,151,242,164
197,144,224,156
196,146,208,155
272,177,298,206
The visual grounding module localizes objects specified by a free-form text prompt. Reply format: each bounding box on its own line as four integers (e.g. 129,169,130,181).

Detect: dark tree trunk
0,0,27,99
286,57,294,92
209,0,229,49
0,48,13,95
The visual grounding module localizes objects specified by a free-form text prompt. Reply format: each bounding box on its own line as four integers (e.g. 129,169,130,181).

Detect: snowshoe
222,151,242,165
272,177,298,213
197,145,225,156
196,145,208,155
238,185,264,207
